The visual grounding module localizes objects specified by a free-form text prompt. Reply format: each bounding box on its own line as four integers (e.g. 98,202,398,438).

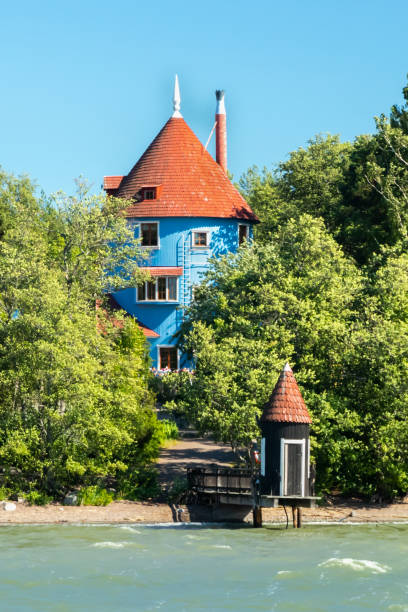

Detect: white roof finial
172,74,182,118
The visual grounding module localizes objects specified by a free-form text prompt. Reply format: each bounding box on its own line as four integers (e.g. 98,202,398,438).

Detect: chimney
215,90,227,173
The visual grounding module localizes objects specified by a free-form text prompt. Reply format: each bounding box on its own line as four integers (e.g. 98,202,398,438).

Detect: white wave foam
139,522,208,528
277,570,292,575
92,541,130,549
319,558,390,573
119,526,141,534
212,544,231,549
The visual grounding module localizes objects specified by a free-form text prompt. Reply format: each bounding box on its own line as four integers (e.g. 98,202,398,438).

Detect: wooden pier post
253,506,263,528
296,506,302,528
291,506,296,528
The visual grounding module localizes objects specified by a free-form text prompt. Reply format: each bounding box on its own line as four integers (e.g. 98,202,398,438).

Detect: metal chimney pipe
215,90,227,173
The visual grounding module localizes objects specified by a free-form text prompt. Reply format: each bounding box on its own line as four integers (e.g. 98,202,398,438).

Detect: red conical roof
260,363,312,424
104,117,258,221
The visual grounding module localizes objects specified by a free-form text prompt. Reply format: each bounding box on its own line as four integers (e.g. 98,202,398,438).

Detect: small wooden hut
259,363,312,497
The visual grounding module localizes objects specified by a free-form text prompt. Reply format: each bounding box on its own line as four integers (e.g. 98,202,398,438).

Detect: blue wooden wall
112,216,253,368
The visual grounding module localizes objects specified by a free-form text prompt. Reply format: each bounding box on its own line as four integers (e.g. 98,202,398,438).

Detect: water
0,523,407,611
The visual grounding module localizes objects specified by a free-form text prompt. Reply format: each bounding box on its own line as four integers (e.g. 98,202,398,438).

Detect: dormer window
134,186,161,202
144,188,156,200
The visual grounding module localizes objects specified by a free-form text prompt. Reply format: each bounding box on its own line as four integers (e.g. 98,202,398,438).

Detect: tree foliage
178,216,360,452
241,78,408,264
177,223,408,497
390,73,408,134
176,77,408,499
0,171,161,498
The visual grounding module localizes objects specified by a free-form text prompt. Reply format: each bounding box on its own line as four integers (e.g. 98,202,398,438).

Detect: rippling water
1,523,408,611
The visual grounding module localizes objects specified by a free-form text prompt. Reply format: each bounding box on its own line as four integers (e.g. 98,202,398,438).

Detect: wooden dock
187,467,320,527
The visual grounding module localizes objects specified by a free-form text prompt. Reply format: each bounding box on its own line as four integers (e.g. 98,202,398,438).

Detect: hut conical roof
260,363,312,424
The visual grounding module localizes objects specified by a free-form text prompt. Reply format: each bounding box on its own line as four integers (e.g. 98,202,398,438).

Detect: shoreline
1,499,408,525
1,521,407,527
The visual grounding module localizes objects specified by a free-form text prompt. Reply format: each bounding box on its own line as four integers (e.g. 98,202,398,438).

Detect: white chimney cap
215,89,226,115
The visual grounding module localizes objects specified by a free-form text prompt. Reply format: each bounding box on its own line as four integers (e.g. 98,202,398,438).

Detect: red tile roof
137,321,160,338
260,363,312,424
143,266,183,276
103,176,124,190
104,117,258,222
104,294,159,338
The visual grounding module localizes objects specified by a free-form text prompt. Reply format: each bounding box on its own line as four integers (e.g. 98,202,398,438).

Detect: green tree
178,216,361,455
238,166,293,242
44,179,149,298
240,135,352,242
0,167,38,241
241,77,408,264
177,220,408,497
275,134,352,235
0,174,160,497
364,116,408,248
390,74,408,133
334,250,408,497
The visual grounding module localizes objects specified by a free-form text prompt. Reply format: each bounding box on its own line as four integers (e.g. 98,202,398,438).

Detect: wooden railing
187,467,254,495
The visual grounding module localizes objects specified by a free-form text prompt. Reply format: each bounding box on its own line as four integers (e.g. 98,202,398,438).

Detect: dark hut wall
260,422,310,496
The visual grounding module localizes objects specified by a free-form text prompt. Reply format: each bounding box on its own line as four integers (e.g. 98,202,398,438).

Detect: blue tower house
103,78,258,369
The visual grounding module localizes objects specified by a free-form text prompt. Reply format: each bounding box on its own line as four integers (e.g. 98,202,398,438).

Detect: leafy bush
77,486,114,506
159,419,179,440
25,490,52,506
116,467,161,501
167,477,189,503
0,486,11,501
150,370,194,406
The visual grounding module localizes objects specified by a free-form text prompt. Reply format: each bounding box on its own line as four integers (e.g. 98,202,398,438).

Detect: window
144,188,156,200
159,346,178,370
192,231,209,248
141,222,158,247
138,277,178,301
138,282,145,301
238,224,249,245
167,277,177,300
134,187,160,203
158,277,166,300
147,281,156,300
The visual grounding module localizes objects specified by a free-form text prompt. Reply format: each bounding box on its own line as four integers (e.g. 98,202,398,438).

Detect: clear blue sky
1,0,407,195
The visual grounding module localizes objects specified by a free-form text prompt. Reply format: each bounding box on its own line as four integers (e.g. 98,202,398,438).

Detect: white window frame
238,224,250,245
192,230,210,249
137,276,178,302
140,221,160,249
157,345,180,370
280,438,305,497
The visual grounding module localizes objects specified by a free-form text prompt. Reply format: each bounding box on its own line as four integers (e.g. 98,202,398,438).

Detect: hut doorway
280,439,305,496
